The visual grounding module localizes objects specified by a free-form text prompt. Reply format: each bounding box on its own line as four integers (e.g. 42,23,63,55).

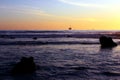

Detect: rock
102,71,120,76
33,37,37,40
12,57,36,74
99,36,117,48
70,66,89,70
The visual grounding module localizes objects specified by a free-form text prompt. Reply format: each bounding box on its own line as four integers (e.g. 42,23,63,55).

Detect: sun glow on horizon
0,0,120,30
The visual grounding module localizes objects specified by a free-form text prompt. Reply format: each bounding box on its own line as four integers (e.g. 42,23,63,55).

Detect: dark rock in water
67,35,72,37
10,36,15,39
12,57,36,75
99,36,117,48
102,71,120,76
33,37,37,40
0,35,5,38
70,66,89,70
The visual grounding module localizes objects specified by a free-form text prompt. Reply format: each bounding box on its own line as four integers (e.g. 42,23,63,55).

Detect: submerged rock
33,37,37,40
102,71,120,76
99,36,117,48
12,57,36,75
70,66,89,70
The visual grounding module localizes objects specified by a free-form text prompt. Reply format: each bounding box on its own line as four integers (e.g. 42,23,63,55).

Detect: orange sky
1,0,120,30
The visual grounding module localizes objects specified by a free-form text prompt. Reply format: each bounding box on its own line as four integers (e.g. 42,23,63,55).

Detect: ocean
0,30,120,80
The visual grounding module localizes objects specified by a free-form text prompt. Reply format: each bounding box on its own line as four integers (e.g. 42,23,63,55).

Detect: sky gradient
0,0,120,30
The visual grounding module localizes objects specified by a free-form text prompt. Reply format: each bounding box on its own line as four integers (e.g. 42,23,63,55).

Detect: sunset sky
0,0,120,30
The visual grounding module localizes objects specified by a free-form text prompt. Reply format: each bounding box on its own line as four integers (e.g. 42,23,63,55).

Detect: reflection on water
0,30,120,80
0,44,120,80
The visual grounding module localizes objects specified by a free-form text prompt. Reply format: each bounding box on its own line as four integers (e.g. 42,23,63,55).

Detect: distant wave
0,30,120,45
0,41,99,45
0,33,111,39
0,30,120,39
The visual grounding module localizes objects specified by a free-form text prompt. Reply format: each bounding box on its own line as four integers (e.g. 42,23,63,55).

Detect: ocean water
0,30,120,80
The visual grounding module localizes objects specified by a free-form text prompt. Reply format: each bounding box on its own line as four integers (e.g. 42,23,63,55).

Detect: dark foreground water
0,30,120,80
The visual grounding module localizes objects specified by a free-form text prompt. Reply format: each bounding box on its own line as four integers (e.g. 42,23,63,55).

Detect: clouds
58,0,120,8
58,0,105,8
0,6,54,17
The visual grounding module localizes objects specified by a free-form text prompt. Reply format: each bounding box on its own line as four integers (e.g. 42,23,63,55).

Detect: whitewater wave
0,30,119,45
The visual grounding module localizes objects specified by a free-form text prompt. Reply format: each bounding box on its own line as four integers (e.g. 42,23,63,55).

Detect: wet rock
99,36,117,48
70,66,89,70
102,71,120,76
12,57,36,75
33,37,37,40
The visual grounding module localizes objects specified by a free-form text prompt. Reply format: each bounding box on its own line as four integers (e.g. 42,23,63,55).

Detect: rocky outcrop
12,57,36,74
99,36,117,48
